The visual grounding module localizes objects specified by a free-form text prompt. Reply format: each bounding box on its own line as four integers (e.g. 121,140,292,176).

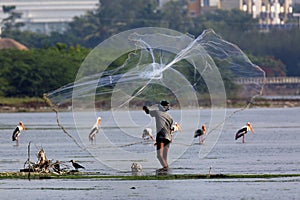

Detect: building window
203,0,209,7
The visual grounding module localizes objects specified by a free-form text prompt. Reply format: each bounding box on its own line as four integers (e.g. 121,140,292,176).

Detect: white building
207,0,220,6
159,0,219,8
220,0,293,25
0,0,99,34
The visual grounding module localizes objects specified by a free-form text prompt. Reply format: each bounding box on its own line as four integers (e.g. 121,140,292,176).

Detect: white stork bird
12,121,25,145
142,128,155,141
88,117,101,144
170,122,182,141
235,122,254,143
171,122,182,133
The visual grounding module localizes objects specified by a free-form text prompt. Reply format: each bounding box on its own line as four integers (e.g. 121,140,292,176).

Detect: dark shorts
156,138,171,150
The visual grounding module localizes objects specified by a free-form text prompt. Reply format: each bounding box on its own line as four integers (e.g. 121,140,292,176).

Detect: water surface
0,107,299,199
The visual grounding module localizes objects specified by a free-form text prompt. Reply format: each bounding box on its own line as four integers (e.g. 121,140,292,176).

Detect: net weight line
43,94,160,150
43,94,86,151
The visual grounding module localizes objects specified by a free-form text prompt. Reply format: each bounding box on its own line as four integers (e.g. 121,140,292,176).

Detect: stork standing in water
88,117,101,144
171,122,182,133
194,124,206,144
171,122,182,136
235,122,254,143
142,128,155,141
12,121,25,145
170,122,182,141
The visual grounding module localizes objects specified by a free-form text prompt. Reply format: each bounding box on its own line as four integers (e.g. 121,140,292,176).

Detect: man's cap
160,100,169,106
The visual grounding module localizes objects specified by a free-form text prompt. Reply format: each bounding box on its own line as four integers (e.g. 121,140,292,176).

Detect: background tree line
0,0,299,98
0,44,90,97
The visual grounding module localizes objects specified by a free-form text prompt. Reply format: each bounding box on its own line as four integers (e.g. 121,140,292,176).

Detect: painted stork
12,121,25,145
89,117,101,144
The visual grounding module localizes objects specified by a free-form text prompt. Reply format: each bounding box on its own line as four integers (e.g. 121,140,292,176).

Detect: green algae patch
124,173,300,180
0,172,300,180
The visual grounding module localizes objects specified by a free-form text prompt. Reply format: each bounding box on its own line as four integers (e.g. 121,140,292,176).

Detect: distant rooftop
0,38,28,50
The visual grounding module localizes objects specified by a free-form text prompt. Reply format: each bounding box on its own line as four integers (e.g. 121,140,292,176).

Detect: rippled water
0,107,299,199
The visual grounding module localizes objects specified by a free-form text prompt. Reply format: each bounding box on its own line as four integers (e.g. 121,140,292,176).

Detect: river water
0,107,299,199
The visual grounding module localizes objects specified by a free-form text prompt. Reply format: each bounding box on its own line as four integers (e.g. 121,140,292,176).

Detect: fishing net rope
44,28,265,171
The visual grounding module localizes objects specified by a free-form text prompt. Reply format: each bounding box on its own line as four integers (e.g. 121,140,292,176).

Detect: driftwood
22,147,51,173
35,148,51,172
21,142,78,175
22,144,63,174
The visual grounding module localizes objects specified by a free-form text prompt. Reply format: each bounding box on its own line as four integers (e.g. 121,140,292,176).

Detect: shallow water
1,177,299,200
0,107,299,199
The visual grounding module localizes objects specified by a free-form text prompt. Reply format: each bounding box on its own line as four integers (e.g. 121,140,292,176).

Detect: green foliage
1,0,300,98
198,9,257,33
236,29,300,76
248,54,286,77
1,30,69,48
66,0,160,47
0,46,90,97
64,1,296,77
161,1,193,32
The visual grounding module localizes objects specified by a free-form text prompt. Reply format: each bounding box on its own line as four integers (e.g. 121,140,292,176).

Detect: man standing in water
143,100,173,172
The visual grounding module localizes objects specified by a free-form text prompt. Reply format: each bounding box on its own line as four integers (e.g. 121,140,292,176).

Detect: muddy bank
1,98,300,113
1,171,299,180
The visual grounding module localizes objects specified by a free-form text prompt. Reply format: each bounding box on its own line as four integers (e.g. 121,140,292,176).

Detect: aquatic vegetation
0,172,299,180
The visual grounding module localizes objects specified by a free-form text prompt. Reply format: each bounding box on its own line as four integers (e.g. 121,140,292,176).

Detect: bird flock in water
11,116,254,172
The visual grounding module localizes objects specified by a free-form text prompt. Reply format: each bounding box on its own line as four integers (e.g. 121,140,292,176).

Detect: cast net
45,28,265,171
